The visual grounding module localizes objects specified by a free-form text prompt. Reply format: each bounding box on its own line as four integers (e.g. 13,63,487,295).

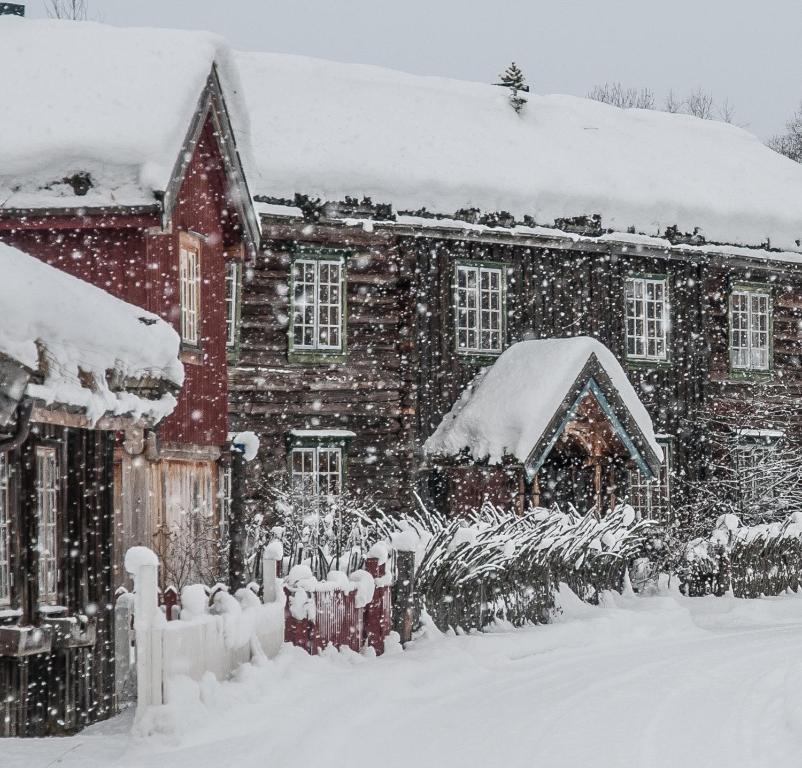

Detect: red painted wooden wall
0,116,237,448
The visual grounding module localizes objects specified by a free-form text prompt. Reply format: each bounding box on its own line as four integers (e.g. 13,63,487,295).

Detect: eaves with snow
235,52,802,255
0,17,255,220
424,337,663,479
0,242,183,425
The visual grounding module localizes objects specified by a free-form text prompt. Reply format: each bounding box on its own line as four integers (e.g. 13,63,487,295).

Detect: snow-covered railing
119,546,285,718
682,512,802,598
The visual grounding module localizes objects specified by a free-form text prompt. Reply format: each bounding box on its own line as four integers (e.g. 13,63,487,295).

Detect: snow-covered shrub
680,512,802,598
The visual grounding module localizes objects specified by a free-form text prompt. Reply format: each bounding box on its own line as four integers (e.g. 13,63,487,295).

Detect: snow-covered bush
681,512,802,598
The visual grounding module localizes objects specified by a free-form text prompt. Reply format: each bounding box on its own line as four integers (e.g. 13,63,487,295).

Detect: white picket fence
119,550,284,716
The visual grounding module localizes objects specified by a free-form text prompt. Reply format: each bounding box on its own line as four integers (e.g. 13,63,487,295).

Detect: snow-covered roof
424,337,661,471
0,242,183,424
236,52,802,253
0,17,249,211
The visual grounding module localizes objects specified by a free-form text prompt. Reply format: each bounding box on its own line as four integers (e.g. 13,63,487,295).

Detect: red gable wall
0,116,236,448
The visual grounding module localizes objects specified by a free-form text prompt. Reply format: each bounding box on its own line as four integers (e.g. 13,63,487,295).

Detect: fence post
392,549,415,645
113,590,136,711
134,562,163,715
262,551,280,604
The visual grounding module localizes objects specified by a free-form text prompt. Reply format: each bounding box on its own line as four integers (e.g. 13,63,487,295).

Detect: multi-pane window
0,455,10,605
218,464,232,542
730,289,770,371
291,259,344,352
291,445,343,498
225,261,240,349
455,264,504,354
36,446,59,606
625,277,668,361
735,438,775,502
628,441,672,520
179,233,201,346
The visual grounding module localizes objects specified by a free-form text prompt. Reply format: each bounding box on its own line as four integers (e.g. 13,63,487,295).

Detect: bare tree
767,102,802,163
588,82,655,110
718,98,737,125
686,88,715,120
664,89,683,114
44,0,87,20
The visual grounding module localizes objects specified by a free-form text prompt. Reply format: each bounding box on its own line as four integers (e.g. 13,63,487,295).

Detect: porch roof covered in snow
0,17,258,242
424,337,663,479
0,242,183,427
236,52,802,256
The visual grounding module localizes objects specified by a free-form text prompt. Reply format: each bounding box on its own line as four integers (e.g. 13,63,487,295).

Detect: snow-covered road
9,586,802,768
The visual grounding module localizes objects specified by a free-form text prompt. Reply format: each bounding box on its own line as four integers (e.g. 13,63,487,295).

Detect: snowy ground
9,584,802,768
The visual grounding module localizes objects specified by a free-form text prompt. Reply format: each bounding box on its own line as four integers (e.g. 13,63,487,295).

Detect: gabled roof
0,242,183,425
424,337,662,477
0,17,256,236
235,51,802,253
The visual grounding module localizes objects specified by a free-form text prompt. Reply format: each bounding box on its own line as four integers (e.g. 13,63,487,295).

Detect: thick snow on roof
0,242,183,424
424,337,661,466
0,17,247,210
237,52,802,252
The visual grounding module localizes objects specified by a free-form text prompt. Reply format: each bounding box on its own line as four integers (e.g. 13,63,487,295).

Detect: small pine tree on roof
497,62,529,115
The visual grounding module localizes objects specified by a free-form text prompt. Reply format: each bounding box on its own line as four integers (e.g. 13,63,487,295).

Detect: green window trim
288,248,349,362
285,431,354,497
453,259,508,358
623,273,671,364
727,282,773,377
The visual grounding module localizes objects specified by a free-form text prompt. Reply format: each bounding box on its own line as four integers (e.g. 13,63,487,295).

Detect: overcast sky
26,0,801,140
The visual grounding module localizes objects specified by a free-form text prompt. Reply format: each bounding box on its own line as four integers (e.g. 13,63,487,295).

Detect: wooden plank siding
239,216,802,518
0,424,115,737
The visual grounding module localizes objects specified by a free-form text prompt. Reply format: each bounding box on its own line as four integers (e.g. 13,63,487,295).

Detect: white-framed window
225,261,240,349
291,445,343,498
291,258,344,352
455,263,504,354
36,446,59,606
628,440,672,519
730,288,770,371
735,436,777,501
0,455,10,605
625,276,668,361
179,232,202,346
218,464,232,542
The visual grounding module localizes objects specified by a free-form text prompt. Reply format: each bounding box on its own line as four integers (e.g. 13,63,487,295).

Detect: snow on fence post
262,541,283,604
113,588,136,710
124,547,164,716
363,547,391,655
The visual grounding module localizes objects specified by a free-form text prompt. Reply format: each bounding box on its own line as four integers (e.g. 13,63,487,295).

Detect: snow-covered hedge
401,502,662,631
682,512,802,598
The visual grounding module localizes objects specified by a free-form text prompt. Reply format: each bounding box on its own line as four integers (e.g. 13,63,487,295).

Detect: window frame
178,231,202,348
36,444,61,607
225,259,242,358
288,248,348,363
0,454,10,606
290,444,344,498
728,283,772,375
453,260,507,357
627,438,672,520
734,432,779,502
624,274,670,364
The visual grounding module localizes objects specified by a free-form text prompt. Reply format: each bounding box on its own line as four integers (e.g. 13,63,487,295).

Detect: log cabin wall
0,423,115,736
231,220,417,515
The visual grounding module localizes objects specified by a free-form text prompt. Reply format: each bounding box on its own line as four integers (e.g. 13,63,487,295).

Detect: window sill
625,358,672,371
725,369,773,382
180,346,203,366
456,351,503,366
288,350,347,365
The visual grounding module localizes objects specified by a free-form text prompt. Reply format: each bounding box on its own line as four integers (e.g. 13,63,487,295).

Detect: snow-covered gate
283,555,395,656
118,548,285,715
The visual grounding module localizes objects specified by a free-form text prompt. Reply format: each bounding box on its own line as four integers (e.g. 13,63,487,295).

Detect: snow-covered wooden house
229,52,802,519
0,242,182,736
0,18,259,585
